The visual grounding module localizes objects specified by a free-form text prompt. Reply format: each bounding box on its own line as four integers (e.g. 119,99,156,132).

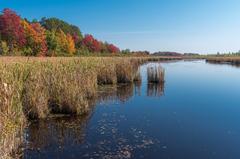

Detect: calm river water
23,60,240,159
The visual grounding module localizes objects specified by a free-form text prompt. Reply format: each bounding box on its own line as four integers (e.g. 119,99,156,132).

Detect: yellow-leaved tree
55,29,75,55
66,34,76,55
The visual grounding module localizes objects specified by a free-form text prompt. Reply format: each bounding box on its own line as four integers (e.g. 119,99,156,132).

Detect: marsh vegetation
147,66,165,84
0,56,170,158
206,57,240,66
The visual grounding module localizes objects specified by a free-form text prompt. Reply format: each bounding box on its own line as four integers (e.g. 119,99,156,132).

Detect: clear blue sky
1,0,240,54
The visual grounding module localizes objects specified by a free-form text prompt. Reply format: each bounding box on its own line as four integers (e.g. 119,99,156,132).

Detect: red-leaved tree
82,34,101,53
107,44,120,54
0,8,26,50
72,32,81,44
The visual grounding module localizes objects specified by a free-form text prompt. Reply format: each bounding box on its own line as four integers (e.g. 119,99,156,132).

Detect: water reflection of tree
24,111,93,151
147,82,165,97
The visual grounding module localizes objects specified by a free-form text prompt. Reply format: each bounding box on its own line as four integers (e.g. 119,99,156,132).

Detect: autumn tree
107,44,120,54
82,34,101,53
66,34,76,55
56,29,68,55
22,20,47,56
40,18,82,46
0,8,26,52
47,29,76,56
31,23,48,56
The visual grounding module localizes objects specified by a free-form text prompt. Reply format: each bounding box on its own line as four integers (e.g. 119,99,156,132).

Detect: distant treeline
0,8,120,56
208,51,240,57
153,51,200,56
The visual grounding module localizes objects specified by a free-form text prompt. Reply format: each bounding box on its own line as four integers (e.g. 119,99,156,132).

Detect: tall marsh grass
0,56,171,158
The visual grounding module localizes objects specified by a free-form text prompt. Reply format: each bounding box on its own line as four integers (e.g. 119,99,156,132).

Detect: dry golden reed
147,65,165,83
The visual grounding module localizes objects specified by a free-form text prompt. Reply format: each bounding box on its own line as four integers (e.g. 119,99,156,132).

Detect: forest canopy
0,8,120,56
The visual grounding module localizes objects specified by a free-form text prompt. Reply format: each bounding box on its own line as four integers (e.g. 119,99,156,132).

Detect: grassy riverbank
206,57,240,66
0,56,179,158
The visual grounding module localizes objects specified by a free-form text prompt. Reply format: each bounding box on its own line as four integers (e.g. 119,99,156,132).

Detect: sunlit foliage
0,8,26,53
0,8,120,56
22,20,47,56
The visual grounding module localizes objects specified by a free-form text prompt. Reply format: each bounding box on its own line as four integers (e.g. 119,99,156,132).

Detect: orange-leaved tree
22,20,47,56
66,34,76,55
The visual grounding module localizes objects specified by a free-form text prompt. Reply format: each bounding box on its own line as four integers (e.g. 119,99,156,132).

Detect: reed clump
147,66,165,83
47,60,98,115
96,58,117,85
22,63,51,119
0,64,26,159
116,59,141,83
